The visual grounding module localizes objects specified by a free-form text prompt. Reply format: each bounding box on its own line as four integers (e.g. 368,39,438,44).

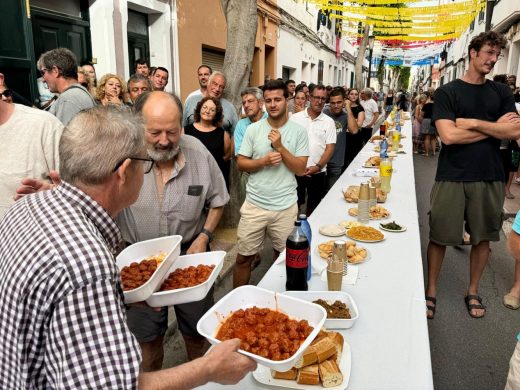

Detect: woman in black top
418,94,436,156
184,96,232,188
343,88,366,170
397,93,408,111
384,89,395,117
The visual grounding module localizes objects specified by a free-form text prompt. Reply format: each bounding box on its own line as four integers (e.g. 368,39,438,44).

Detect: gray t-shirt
116,135,229,245
322,107,347,169
50,84,96,125
183,95,238,135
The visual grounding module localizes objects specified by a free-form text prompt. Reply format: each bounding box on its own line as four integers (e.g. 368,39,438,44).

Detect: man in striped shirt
0,105,255,388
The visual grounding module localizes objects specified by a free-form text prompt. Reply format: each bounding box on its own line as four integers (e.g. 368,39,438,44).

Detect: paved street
414,153,518,390
164,150,520,389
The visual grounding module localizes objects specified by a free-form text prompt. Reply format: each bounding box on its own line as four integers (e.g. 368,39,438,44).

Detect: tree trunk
220,0,257,112
219,0,257,228
354,25,370,91
377,56,385,90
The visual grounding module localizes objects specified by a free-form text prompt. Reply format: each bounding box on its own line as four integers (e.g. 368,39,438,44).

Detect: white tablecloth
199,120,434,390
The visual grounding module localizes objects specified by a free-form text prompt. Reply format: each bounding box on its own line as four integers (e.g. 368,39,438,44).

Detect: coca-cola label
286,248,309,269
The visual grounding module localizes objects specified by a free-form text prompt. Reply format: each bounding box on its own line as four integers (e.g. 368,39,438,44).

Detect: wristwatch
200,228,214,243
315,163,323,170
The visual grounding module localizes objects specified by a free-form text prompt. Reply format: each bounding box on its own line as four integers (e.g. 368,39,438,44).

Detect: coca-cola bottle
286,220,309,291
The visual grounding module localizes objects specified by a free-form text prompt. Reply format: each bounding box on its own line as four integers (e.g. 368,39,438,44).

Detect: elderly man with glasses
290,84,336,215
0,105,254,389
37,48,95,125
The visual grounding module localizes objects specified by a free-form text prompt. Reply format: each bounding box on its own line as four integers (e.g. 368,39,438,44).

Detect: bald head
133,91,183,162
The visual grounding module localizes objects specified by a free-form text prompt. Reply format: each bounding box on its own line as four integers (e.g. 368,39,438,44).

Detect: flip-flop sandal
504,293,520,310
464,295,486,318
426,295,436,320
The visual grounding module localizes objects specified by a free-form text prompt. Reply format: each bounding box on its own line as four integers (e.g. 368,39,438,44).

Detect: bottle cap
298,214,307,220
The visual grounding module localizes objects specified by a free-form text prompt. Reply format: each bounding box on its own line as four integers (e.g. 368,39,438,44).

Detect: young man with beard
322,87,359,189
233,80,309,288
185,65,212,102
425,31,520,319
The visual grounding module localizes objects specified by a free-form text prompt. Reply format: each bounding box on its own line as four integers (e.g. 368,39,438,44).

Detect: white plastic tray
282,291,359,329
116,235,182,304
197,285,327,372
146,251,225,307
252,339,351,389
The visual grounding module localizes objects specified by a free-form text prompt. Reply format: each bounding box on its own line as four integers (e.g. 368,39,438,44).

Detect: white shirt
185,89,202,103
290,108,336,172
360,98,379,128
0,104,63,217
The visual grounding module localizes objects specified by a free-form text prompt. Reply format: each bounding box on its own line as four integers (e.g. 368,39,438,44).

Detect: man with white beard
118,91,229,370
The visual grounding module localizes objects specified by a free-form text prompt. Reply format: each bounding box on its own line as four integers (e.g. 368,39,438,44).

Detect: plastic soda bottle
380,158,392,193
286,221,309,291
392,130,400,152
380,137,388,158
298,214,312,281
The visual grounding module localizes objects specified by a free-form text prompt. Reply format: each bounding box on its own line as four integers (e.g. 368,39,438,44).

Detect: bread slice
326,332,344,365
319,359,343,387
296,364,320,385
271,367,297,380
293,345,318,368
313,337,337,363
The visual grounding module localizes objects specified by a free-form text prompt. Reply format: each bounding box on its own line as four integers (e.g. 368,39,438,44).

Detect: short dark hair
37,48,78,79
295,83,306,93
197,64,212,74
263,79,289,98
468,31,507,58
193,96,223,126
133,91,183,125
309,84,325,94
134,58,149,70
80,61,94,68
285,79,295,86
329,87,345,99
152,66,169,76
493,74,508,84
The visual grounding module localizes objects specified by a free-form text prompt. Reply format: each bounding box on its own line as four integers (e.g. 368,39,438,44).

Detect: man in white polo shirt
290,84,336,215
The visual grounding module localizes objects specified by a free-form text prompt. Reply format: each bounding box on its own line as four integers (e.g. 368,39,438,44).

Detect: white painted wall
88,0,173,91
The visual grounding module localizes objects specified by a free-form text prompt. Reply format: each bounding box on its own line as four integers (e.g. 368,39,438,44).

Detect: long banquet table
199,118,434,390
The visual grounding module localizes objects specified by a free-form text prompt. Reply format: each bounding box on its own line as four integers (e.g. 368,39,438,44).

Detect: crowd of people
2,30,520,388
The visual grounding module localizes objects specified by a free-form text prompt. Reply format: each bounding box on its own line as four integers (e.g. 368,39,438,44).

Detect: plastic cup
327,258,343,291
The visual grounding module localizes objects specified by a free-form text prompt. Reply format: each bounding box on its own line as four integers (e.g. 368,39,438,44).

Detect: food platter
319,224,346,237
348,206,390,220
379,222,407,233
346,226,385,243
316,240,371,264
253,339,351,390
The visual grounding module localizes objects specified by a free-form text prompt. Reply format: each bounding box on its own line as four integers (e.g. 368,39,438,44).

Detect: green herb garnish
380,221,402,230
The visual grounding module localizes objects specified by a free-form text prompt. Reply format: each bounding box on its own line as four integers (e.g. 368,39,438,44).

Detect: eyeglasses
0,89,12,98
481,49,504,60
311,96,326,102
113,157,155,174
201,106,216,113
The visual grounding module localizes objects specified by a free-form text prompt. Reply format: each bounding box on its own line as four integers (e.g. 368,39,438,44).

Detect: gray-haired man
0,105,256,388
37,47,95,125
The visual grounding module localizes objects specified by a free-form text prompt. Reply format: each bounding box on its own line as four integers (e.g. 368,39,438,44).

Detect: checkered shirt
0,182,141,388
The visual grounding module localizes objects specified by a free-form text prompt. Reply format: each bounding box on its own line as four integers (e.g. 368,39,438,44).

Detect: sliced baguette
313,336,337,363
271,367,297,380
293,345,318,368
326,332,344,365
319,359,343,387
296,364,320,385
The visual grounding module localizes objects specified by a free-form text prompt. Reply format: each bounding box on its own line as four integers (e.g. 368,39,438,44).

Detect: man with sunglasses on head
37,48,95,125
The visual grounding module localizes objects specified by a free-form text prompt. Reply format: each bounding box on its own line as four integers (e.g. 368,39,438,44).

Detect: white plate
379,223,407,233
253,339,352,390
197,285,327,372
319,224,346,237
362,163,379,169
315,243,371,265
146,251,225,307
347,208,391,220
116,235,182,304
283,291,359,329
